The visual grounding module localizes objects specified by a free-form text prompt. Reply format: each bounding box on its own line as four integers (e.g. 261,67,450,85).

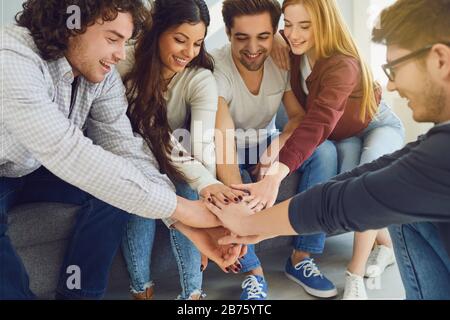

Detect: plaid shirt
1,25,178,219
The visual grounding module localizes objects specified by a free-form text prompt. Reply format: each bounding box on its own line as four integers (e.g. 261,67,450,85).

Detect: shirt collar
47,56,75,85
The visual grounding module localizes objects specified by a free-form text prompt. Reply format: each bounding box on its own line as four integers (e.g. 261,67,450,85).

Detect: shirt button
63,72,73,82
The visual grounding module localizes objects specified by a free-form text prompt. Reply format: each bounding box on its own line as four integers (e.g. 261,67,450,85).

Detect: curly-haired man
0,0,241,300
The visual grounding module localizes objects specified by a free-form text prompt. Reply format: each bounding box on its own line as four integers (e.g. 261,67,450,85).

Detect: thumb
218,234,261,245
200,189,211,201
230,183,252,193
201,254,208,272
204,201,223,218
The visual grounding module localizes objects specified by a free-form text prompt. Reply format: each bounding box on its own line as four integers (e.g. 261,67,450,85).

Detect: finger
219,235,261,245
278,50,287,70
228,261,241,274
201,190,212,203
254,203,265,212
211,195,227,209
241,195,255,203
247,197,261,210
267,197,277,209
222,246,240,266
205,201,223,217
239,244,248,258
214,192,230,205
224,190,240,203
273,50,283,69
231,189,247,201
230,184,252,193
201,254,208,272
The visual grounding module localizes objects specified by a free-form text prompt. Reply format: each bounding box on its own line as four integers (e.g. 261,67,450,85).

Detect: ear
226,29,231,42
429,44,450,82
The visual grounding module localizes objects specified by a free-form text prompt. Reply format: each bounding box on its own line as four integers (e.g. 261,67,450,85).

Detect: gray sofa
8,107,301,299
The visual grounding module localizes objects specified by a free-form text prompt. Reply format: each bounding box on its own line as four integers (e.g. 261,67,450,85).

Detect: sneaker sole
284,272,338,298
364,257,396,278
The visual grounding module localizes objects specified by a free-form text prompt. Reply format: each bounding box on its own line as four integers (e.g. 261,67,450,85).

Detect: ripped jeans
121,183,202,300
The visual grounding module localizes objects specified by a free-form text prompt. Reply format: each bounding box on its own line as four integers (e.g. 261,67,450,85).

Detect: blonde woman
233,0,405,299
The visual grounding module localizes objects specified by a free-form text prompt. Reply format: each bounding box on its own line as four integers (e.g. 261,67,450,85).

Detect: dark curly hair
124,0,213,184
15,0,149,61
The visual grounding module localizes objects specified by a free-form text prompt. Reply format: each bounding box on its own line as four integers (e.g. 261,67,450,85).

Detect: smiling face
66,12,133,83
228,13,274,72
158,22,206,79
283,4,315,57
386,45,448,123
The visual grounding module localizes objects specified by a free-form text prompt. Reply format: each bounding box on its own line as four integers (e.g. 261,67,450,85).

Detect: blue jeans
237,166,262,273
236,137,337,270
292,140,338,254
388,222,450,300
0,167,130,300
121,183,202,300
335,101,405,173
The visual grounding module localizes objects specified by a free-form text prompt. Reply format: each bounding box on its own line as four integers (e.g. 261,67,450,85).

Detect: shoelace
367,246,382,267
344,273,364,298
242,276,267,299
294,259,323,278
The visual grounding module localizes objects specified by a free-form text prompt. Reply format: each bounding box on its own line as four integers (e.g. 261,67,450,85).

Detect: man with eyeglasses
206,0,450,300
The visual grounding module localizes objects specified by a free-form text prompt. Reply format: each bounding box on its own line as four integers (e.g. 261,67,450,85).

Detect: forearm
216,163,243,186
243,200,297,237
260,132,291,165
260,116,304,166
263,161,290,183
171,196,221,228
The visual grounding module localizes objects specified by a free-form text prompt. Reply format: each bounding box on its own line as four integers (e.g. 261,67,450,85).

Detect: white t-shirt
117,47,220,191
212,44,291,148
164,67,218,175
300,55,312,95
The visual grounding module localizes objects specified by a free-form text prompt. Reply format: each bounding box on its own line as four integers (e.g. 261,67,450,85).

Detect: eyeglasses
382,42,450,82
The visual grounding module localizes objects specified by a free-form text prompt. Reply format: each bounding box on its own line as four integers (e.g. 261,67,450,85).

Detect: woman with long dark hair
118,0,246,300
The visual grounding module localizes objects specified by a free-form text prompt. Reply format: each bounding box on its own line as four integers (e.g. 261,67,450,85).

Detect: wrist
171,196,190,223
265,162,289,183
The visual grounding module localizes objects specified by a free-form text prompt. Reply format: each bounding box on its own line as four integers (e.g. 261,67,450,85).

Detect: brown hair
124,0,213,184
15,0,148,61
372,0,450,50
222,0,282,33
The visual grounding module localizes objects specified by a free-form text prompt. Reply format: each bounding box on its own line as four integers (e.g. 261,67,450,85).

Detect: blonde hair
282,0,378,121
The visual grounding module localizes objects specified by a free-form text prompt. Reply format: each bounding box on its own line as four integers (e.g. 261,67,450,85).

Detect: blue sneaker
240,275,268,300
285,257,337,298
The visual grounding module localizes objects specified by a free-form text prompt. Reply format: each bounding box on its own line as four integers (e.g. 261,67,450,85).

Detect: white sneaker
342,271,368,300
365,245,396,278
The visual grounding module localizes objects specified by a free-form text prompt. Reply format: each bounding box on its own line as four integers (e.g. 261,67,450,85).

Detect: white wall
1,0,23,26
205,0,354,50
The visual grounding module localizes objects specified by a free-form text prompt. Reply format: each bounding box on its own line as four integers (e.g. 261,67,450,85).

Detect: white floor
106,233,405,300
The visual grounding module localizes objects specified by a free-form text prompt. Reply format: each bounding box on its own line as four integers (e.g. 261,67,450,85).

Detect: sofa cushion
8,203,78,249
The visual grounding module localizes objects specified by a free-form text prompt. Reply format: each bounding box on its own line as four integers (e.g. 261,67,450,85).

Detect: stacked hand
231,175,281,212
181,184,250,273
187,179,279,272
205,201,270,245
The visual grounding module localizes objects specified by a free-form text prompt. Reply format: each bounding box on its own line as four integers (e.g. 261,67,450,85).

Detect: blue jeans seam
124,222,148,293
396,225,423,299
170,229,190,299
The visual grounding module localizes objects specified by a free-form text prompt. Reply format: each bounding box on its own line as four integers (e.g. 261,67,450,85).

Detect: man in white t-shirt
211,0,339,300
